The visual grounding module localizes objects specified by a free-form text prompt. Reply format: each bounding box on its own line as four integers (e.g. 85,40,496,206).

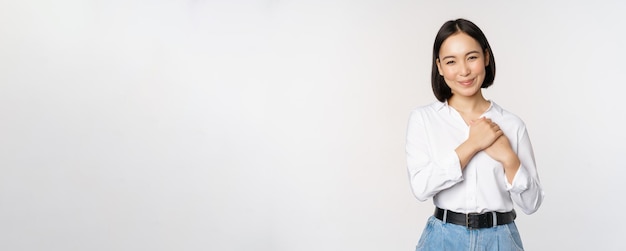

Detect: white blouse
406,101,544,214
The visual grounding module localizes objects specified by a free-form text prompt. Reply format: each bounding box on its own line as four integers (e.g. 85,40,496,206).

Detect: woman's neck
448,95,490,115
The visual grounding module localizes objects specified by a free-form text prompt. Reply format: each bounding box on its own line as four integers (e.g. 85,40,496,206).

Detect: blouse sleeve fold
507,127,545,215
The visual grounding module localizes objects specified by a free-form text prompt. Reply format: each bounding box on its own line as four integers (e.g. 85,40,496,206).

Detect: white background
1,0,625,250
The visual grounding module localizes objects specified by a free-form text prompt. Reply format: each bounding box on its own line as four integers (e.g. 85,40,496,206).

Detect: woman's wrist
455,141,480,169
502,154,520,169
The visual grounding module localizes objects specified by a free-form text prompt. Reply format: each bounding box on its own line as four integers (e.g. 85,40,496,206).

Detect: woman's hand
456,117,503,169
468,117,502,150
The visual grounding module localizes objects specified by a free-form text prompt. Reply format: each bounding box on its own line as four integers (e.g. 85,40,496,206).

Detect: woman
406,18,544,250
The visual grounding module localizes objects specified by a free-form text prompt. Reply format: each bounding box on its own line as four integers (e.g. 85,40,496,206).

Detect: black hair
431,18,496,102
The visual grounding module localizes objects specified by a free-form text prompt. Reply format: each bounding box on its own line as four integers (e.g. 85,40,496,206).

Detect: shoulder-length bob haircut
431,18,496,102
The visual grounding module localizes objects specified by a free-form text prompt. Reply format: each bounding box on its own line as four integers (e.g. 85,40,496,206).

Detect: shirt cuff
506,164,530,193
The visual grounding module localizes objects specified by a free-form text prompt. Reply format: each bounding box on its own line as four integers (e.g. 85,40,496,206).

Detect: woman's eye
468,56,478,60
445,61,455,65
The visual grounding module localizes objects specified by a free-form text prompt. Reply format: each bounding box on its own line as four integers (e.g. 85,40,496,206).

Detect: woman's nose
459,62,470,76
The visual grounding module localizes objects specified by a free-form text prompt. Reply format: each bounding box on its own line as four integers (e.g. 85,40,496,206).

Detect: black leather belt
434,207,516,229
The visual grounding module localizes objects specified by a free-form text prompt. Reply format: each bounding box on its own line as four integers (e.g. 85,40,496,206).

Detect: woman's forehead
439,32,482,57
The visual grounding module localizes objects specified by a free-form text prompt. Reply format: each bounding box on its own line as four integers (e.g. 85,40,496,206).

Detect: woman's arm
406,112,501,201
508,128,544,214
406,110,463,201
484,126,544,214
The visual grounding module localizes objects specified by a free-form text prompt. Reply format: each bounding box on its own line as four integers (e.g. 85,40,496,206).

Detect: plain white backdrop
1,0,625,250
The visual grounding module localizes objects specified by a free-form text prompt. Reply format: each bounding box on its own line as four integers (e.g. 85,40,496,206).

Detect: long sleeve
507,127,545,214
406,110,464,202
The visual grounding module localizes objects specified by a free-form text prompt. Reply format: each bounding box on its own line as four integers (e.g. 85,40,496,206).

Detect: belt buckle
466,213,479,229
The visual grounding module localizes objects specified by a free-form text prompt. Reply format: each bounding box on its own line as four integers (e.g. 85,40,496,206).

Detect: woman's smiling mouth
458,79,474,86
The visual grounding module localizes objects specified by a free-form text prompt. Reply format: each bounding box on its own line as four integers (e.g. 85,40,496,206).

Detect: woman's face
436,32,489,99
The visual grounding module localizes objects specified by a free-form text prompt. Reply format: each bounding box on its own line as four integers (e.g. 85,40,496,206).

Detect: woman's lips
458,79,474,86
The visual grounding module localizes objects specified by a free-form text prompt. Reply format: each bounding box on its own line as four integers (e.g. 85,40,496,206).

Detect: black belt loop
434,207,516,229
